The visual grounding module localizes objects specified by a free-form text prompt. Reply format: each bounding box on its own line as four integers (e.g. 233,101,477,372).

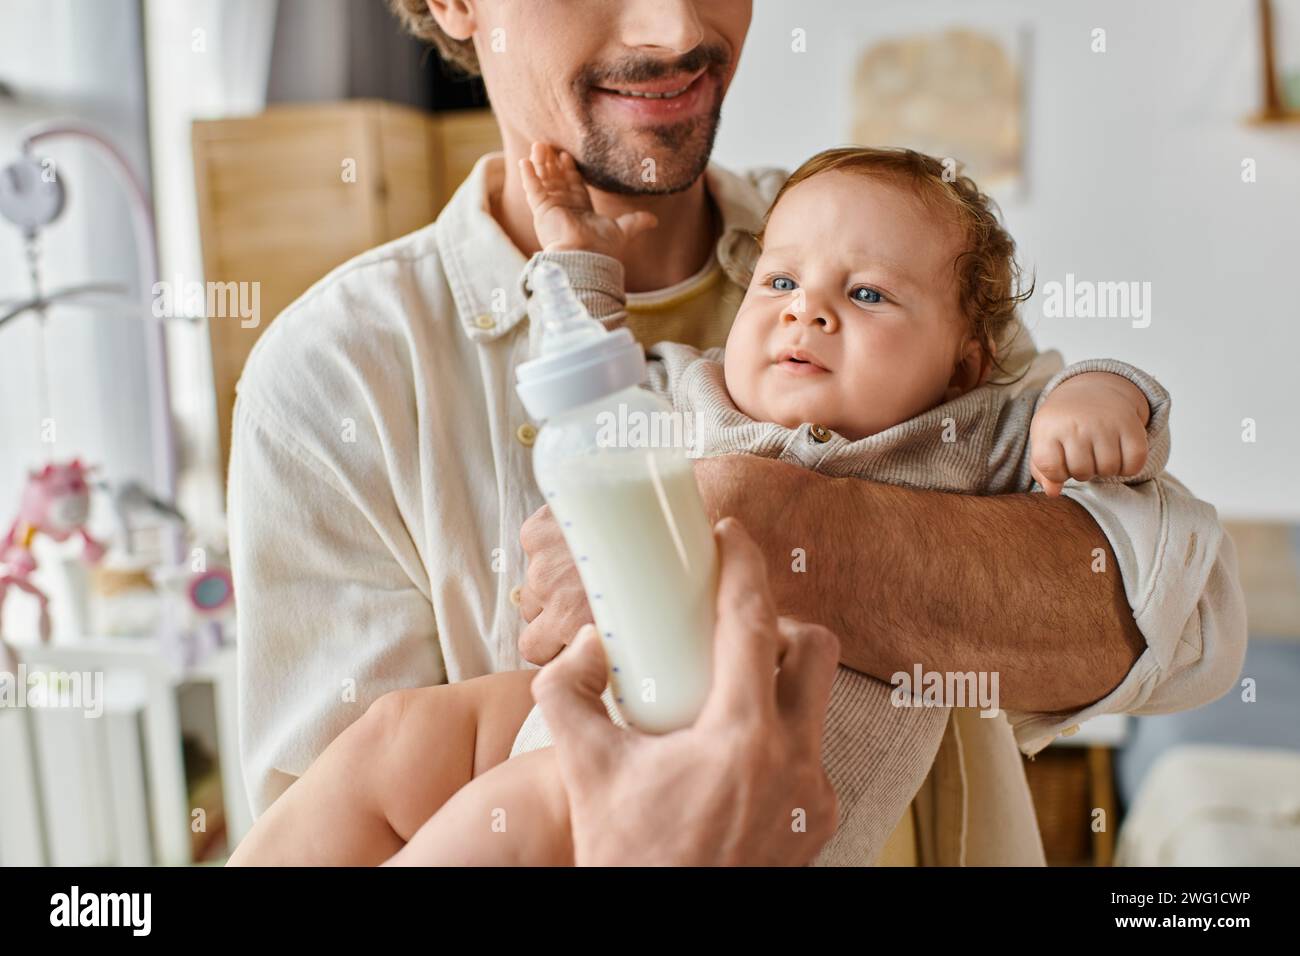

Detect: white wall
0,1,154,564
143,0,279,543
714,0,1299,520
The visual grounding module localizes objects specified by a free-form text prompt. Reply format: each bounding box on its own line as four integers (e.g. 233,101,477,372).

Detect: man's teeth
612,85,690,99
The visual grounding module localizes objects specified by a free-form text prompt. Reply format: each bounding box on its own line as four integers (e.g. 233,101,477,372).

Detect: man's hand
518,142,657,257
517,504,592,665
532,517,840,866
1029,372,1151,497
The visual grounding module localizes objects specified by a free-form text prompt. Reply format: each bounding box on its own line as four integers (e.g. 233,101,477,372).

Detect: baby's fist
1029,372,1151,496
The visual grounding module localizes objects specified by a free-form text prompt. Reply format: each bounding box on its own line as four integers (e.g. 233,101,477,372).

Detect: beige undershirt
620,252,920,867
624,259,739,350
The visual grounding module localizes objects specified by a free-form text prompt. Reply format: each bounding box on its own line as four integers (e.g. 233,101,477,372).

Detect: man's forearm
696,457,1146,713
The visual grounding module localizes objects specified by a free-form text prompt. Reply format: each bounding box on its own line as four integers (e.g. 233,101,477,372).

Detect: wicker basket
1023,746,1116,866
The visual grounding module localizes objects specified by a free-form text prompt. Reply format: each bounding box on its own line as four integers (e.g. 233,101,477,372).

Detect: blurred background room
0,0,1297,866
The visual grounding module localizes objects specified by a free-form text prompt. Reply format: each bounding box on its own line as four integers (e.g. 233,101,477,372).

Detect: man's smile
596,68,705,98
588,69,716,124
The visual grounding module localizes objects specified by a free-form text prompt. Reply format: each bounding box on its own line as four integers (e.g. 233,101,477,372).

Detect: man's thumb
532,624,616,760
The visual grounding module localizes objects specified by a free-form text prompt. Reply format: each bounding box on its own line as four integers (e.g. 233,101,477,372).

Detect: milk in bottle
516,262,717,733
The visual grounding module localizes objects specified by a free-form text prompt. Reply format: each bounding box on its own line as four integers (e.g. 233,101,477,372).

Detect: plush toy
0,459,106,642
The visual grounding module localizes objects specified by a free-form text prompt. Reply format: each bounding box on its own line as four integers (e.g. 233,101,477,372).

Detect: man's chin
576,111,721,195
575,146,712,195
579,159,708,196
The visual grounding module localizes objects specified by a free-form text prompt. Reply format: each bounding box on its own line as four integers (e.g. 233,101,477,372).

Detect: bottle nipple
517,260,645,420
530,261,606,355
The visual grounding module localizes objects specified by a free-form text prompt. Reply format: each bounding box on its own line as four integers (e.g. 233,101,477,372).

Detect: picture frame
1253,0,1300,123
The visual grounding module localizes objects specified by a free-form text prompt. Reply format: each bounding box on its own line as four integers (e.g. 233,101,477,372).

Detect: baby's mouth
774,348,831,375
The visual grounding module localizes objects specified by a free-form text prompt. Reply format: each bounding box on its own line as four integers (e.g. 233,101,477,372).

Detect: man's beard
572,47,729,196
576,105,722,196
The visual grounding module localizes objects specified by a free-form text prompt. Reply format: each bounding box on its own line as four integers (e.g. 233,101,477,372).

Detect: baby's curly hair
387,0,481,76
756,146,1032,379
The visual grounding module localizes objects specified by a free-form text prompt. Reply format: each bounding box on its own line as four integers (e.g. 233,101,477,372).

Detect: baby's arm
227,670,537,865
1027,360,1172,496
517,142,638,337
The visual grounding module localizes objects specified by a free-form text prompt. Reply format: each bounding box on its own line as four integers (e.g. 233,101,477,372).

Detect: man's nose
620,0,705,55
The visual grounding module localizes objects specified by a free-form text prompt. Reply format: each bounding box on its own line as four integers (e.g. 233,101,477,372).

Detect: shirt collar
437,152,775,343
436,153,531,343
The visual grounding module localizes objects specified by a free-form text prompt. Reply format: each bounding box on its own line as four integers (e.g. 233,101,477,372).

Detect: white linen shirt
228,153,1247,861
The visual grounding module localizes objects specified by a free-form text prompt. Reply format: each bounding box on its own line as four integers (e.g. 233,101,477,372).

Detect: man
229,0,1246,864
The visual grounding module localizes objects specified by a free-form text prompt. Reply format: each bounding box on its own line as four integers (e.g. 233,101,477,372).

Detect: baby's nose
781,306,838,332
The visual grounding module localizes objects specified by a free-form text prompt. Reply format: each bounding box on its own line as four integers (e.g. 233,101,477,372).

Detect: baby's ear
944,337,993,401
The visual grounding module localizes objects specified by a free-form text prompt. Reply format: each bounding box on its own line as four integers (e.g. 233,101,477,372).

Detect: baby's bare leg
386,746,573,866
228,670,537,866
378,670,541,842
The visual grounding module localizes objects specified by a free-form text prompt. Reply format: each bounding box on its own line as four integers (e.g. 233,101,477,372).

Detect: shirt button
809,424,832,443
474,314,496,330
516,423,537,447
508,585,523,606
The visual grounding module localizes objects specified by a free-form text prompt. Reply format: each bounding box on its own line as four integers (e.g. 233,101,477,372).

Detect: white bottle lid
516,261,646,420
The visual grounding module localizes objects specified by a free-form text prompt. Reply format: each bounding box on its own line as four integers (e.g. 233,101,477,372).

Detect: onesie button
1061,725,1081,738
516,423,537,447
475,314,496,330
508,585,523,606
809,424,832,443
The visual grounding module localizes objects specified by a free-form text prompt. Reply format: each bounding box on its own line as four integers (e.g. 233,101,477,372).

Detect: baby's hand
1029,372,1151,496
518,143,657,258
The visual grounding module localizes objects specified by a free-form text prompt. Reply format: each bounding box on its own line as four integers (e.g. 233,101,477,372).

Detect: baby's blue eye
852,286,883,304
772,276,797,292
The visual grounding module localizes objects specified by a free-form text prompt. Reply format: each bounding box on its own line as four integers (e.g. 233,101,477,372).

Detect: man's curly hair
756,146,1033,380
387,0,481,76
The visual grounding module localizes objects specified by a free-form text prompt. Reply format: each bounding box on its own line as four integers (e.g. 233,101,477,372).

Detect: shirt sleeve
520,250,628,331
642,340,713,404
1005,473,1248,754
998,353,1246,754
228,389,445,817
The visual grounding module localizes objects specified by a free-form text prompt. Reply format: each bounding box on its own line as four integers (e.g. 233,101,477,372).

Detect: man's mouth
775,348,831,375
598,71,704,99
589,70,713,120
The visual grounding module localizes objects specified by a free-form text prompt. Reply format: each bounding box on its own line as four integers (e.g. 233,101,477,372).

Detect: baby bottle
516,262,717,733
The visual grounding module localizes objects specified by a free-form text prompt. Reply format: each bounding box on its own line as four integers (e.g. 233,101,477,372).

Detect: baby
229,144,1170,867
